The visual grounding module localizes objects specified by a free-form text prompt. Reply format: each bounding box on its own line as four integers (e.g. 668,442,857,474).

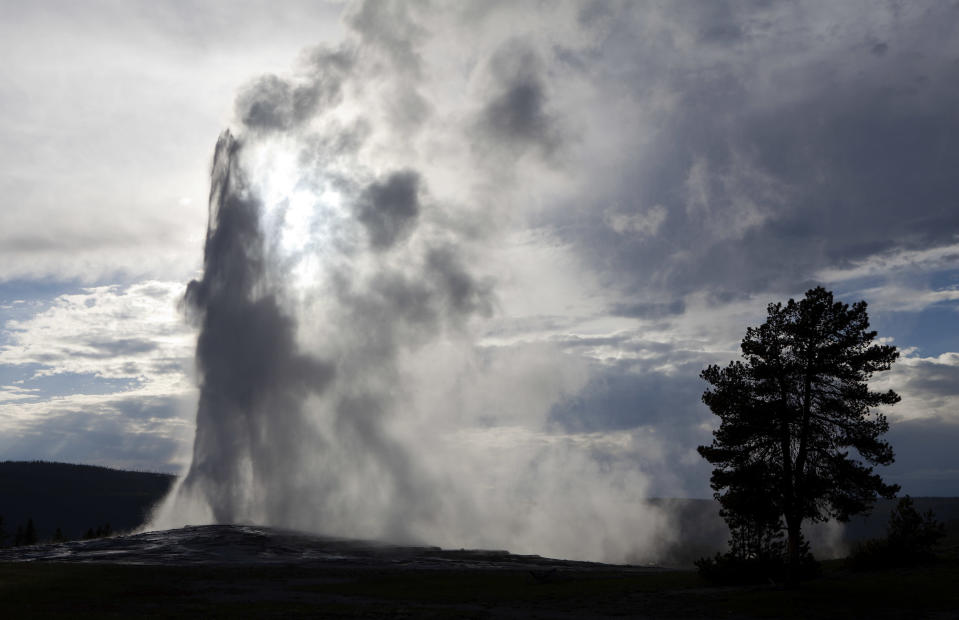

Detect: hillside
0,461,176,543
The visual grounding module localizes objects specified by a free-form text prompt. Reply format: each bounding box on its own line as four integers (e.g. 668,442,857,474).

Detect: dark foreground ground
1,525,957,619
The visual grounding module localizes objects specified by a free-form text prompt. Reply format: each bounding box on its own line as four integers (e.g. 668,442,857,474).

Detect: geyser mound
0,524,665,571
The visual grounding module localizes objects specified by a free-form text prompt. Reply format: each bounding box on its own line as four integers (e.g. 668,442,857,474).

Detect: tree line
0,515,113,547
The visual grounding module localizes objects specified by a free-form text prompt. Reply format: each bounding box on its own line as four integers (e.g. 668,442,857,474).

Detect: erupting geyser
152,124,488,541
150,6,672,563
178,131,336,524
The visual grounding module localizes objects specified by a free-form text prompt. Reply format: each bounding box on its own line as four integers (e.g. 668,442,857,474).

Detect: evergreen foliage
849,495,946,569
695,536,819,585
698,287,900,585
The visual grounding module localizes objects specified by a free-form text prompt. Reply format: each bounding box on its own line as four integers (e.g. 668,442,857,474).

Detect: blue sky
1,0,958,513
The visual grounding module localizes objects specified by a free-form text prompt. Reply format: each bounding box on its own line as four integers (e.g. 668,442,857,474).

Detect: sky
1,0,958,521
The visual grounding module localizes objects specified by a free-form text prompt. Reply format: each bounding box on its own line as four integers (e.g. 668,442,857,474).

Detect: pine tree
24,518,37,545
699,287,900,585
887,496,945,558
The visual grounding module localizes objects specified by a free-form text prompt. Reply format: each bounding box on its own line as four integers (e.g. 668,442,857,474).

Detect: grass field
2,556,958,618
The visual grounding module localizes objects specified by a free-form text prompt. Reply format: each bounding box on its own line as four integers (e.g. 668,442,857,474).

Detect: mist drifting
150,1,676,563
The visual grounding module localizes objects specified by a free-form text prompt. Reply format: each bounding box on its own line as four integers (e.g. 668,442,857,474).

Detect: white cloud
1,281,194,383
0,392,197,472
817,239,959,284
0,1,344,283
0,281,197,470
872,351,959,423
683,152,788,243
856,284,959,314
0,384,38,405
605,205,668,237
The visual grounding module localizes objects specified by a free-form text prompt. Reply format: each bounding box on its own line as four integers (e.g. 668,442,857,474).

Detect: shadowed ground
1,525,957,618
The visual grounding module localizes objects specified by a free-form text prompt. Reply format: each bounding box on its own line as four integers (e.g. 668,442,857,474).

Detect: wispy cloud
0,281,195,469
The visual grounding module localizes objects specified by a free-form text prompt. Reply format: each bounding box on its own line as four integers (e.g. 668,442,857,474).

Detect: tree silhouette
719,472,784,561
24,518,37,545
698,287,900,585
886,495,945,558
849,495,946,569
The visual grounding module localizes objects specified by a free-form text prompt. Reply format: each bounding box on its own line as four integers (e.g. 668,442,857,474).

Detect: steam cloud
151,1,671,563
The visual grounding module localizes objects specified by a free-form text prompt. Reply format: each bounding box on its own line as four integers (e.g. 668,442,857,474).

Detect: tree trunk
785,360,813,588
785,517,801,589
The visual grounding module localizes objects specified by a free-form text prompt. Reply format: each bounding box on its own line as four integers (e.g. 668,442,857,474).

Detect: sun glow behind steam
247,140,351,292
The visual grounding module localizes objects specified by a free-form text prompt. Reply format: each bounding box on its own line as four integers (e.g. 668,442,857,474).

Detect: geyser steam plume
178,131,334,524
151,2,672,563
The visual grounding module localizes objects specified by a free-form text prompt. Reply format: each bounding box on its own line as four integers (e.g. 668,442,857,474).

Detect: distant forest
0,461,175,545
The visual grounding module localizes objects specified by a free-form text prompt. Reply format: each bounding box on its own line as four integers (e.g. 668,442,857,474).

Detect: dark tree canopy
698,287,901,583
